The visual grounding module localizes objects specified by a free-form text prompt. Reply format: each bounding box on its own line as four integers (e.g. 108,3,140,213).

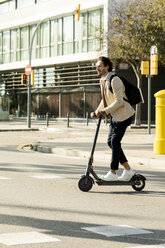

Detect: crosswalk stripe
30,175,63,179
0,176,11,180
129,245,165,248
0,232,60,246
82,225,153,237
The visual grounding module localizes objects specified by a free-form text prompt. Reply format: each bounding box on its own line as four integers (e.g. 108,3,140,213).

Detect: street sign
25,65,32,76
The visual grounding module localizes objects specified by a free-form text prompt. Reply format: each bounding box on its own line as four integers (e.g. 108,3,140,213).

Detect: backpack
109,74,143,106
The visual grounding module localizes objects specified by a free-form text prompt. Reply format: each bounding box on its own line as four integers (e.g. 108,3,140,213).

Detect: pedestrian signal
21,73,28,85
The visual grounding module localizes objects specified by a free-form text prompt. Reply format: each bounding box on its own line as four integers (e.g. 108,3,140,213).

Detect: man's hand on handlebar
91,111,111,119
91,111,106,118
90,112,97,118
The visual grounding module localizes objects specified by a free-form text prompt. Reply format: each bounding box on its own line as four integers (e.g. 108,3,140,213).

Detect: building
0,0,109,118
0,0,164,121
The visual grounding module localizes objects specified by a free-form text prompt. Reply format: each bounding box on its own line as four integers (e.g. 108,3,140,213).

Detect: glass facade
0,33,2,64
20,26,29,61
17,0,35,9
40,21,49,58
50,20,56,57
0,0,51,14
57,18,63,56
63,16,73,55
2,31,10,63
0,8,104,64
0,0,15,14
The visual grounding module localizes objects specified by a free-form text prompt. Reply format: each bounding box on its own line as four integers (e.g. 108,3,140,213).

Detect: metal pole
46,112,49,127
86,112,89,126
27,19,46,128
67,113,69,127
27,74,31,128
147,75,152,134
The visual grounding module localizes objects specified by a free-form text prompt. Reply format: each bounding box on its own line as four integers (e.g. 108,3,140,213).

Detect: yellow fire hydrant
154,90,165,154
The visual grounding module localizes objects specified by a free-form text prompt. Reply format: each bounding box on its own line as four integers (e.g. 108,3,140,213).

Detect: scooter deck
96,180,133,186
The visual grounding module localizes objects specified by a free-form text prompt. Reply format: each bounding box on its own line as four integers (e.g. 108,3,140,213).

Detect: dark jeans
107,116,133,170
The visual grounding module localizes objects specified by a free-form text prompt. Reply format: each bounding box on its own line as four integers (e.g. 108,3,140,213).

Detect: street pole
146,75,153,134
27,19,46,128
141,46,158,135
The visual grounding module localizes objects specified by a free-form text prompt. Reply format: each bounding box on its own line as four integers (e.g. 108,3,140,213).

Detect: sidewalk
0,118,165,171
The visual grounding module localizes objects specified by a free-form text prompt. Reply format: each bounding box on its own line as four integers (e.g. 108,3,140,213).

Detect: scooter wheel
132,175,145,191
78,176,93,192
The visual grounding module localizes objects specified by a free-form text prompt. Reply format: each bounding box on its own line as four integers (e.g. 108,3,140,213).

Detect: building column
17,94,20,117
37,94,40,119
59,92,62,118
83,90,86,118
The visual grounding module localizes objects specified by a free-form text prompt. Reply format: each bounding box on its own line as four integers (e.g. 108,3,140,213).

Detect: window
11,29,16,62
88,9,101,52
36,26,40,58
0,33,2,63
16,29,20,61
36,0,47,3
57,18,62,56
50,20,56,57
17,0,34,8
63,16,73,55
0,0,15,14
20,26,29,61
2,31,10,63
82,13,87,52
0,8,104,64
30,24,37,60
40,21,49,58
74,19,79,53
82,9,104,53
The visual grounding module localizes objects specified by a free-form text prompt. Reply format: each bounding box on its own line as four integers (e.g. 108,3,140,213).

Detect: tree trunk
128,61,142,126
134,72,142,125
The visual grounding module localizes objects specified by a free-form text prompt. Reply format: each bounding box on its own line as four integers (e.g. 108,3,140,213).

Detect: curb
32,144,165,171
0,128,39,132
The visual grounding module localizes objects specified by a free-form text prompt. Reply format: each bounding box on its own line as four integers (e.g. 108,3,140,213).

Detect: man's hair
98,56,113,72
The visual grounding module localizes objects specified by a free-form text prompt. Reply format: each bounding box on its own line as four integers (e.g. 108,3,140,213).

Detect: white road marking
82,225,153,237
142,174,157,177
129,245,165,248
30,175,63,179
0,232,60,246
0,176,11,180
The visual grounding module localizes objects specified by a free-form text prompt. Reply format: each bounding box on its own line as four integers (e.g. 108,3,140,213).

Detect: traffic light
31,70,34,86
150,54,158,75
75,4,80,21
21,73,28,85
141,61,149,75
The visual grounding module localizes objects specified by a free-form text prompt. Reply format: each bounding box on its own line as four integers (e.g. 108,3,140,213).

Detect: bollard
67,113,69,127
86,112,89,126
105,116,108,125
46,112,49,127
154,90,165,154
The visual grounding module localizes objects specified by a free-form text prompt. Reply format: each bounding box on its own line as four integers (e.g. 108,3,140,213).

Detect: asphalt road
0,142,165,248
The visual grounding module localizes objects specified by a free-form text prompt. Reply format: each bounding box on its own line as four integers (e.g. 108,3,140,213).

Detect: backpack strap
109,74,129,104
109,74,117,93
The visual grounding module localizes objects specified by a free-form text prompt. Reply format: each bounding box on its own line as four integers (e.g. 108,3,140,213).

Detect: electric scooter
78,116,146,192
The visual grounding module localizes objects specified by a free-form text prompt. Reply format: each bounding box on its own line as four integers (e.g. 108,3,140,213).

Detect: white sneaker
118,169,135,181
100,171,118,181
